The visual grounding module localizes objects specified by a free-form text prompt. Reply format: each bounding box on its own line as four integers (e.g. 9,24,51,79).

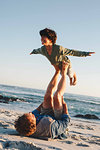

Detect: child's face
41,36,52,46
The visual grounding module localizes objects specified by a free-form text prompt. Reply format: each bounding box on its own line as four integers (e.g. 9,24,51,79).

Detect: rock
0,95,3,99
74,114,84,118
0,95,25,103
74,114,99,120
84,114,99,119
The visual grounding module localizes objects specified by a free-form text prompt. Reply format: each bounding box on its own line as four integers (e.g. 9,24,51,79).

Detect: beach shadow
33,142,62,150
76,143,89,147
3,140,43,150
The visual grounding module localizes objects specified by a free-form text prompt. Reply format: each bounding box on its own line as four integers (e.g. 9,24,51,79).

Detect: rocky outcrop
0,95,25,103
74,114,99,120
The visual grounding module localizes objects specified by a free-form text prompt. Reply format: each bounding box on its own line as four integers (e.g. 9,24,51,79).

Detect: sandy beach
0,108,100,150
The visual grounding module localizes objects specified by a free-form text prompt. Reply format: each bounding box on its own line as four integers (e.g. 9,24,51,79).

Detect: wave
0,92,44,104
0,92,100,106
64,97,100,106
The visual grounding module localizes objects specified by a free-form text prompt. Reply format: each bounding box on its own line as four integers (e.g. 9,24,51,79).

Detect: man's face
41,36,52,46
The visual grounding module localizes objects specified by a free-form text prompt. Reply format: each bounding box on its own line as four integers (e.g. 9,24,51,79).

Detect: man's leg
43,66,60,109
53,62,69,119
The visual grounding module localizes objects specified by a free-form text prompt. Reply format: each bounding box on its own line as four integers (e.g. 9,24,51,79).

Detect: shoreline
0,108,100,150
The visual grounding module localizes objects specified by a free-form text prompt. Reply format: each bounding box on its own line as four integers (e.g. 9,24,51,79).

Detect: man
15,62,70,139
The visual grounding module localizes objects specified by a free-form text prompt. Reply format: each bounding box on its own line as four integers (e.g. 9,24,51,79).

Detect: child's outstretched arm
62,47,95,57
30,47,43,55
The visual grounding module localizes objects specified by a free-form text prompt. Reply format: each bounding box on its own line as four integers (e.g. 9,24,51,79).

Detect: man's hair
39,28,57,44
14,113,36,136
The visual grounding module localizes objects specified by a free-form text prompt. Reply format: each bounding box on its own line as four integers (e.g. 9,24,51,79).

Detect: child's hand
89,52,95,56
30,52,32,55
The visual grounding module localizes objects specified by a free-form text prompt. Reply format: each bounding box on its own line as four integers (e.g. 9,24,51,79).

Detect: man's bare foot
62,61,69,75
53,65,60,73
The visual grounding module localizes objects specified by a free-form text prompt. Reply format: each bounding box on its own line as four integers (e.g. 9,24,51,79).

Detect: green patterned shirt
31,44,90,70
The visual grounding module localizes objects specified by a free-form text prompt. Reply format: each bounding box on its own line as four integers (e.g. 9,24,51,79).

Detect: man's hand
36,103,43,112
63,104,68,114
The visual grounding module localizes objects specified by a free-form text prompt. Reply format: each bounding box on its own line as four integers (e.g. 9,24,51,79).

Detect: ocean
0,84,100,121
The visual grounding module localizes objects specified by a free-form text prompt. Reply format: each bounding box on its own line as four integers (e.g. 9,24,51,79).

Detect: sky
0,0,100,97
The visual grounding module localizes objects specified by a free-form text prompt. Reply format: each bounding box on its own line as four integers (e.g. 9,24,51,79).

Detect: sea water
0,84,100,121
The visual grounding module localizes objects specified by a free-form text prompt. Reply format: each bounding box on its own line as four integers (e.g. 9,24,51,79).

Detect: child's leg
67,63,77,86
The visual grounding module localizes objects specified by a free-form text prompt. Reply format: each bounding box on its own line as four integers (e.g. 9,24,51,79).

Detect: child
30,28,95,85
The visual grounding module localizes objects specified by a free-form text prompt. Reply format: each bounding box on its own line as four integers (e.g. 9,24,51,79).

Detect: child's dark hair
14,113,36,136
39,28,57,44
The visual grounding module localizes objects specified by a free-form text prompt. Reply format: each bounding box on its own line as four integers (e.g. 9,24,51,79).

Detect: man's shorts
40,106,63,120
40,106,54,117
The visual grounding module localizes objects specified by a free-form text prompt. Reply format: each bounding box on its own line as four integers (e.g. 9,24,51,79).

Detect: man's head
14,113,36,136
39,28,57,45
